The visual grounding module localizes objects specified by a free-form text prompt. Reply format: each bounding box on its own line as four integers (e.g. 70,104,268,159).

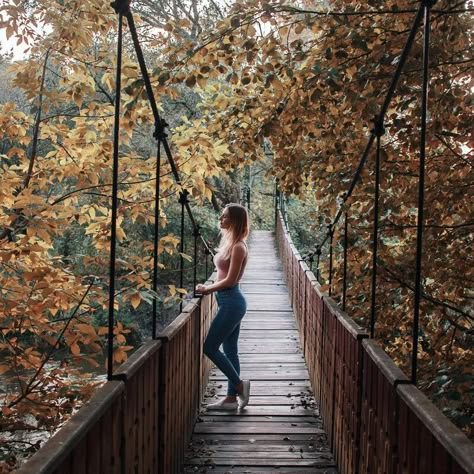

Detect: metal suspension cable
123,4,201,233
107,5,125,381
125,0,215,242
199,234,215,257
305,4,425,260
342,213,349,312
370,125,384,338
151,133,162,339
108,0,215,364
412,0,436,384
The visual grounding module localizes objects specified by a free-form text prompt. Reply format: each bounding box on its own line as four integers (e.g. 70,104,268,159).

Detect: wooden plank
85,421,101,473
187,450,332,459
184,458,334,467
235,354,304,362
207,386,313,396
71,438,87,474
183,468,338,473
190,444,331,453
189,434,328,443
202,406,320,416
210,368,308,375
199,416,321,424
210,376,309,383
205,398,316,407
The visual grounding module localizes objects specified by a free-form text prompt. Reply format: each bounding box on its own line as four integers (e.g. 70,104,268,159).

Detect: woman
196,203,250,410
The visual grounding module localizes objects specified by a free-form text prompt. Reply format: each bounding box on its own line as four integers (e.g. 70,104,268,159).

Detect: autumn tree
0,1,472,471
0,1,229,468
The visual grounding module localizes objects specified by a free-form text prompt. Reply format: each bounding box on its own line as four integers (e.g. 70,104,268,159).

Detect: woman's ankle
224,395,237,402
235,382,243,394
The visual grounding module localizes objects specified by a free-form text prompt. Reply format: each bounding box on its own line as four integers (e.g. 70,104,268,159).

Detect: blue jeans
204,285,247,396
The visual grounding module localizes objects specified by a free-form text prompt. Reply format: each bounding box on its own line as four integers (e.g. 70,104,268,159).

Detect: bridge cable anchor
370,116,385,138
154,118,168,141
178,189,190,205
110,0,131,14
192,224,201,239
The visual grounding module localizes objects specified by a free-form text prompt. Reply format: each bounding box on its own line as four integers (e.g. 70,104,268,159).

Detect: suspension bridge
12,0,474,473
16,214,474,473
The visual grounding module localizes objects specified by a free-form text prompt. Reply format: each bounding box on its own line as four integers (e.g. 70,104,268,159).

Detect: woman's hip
216,286,247,313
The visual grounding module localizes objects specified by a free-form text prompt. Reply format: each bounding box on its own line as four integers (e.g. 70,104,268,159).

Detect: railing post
178,190,189,312
412,0,436,384
342,213,349,312
152,120,166,339
370,118,385,338
315,248,322,283
274,181,280,230
107,2,127,380
328,227,334,297
193,225,200,297
205,247,210,280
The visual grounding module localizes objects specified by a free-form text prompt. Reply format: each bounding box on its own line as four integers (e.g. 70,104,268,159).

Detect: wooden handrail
17,290,217,474
275,210,474,474
16,382,125,474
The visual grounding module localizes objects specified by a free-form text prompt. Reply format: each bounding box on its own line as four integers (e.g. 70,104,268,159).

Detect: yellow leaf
76,324,97,337
180,252,192,262
0,365,10,375
130,292,141,309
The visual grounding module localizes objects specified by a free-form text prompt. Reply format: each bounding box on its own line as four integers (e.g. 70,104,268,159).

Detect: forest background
0,0,472,470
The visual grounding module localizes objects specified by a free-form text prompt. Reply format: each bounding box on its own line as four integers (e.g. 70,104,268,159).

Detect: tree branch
23,49,50,190
8,282,94,409
380,264,474,325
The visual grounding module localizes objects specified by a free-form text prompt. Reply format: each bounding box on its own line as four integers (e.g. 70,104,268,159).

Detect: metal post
152,125,165,339
342,214,349,312
193,226,200,297
316,248,321,283
107,7,124,380
412,0,435,384
274,181,280,230
178,190,188,311
328,228,334,297
370,120,385,338
282,195,289,229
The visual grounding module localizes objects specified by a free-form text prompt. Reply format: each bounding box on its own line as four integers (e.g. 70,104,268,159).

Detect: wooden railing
17,284,217,474
276,214,474,474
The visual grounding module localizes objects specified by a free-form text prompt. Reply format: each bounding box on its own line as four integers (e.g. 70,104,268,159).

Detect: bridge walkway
182,230,337,473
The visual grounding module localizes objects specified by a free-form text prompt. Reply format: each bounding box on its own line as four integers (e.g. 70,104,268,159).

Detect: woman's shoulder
232,241,248,256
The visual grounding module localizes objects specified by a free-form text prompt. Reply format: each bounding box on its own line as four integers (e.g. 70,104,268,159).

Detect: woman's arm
196,242,246,295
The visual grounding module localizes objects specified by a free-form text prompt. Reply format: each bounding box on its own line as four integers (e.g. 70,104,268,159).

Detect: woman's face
219,208,231,230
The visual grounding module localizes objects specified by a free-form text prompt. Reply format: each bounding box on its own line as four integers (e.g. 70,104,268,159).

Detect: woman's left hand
195,284,209,295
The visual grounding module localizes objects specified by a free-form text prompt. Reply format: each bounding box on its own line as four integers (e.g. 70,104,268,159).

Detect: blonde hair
217,203,250,258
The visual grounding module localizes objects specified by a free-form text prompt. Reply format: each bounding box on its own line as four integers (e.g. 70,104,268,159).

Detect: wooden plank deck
182,231,337,474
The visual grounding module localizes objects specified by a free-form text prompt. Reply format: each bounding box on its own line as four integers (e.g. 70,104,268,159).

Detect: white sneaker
238,380,250,408
206,399,238,411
